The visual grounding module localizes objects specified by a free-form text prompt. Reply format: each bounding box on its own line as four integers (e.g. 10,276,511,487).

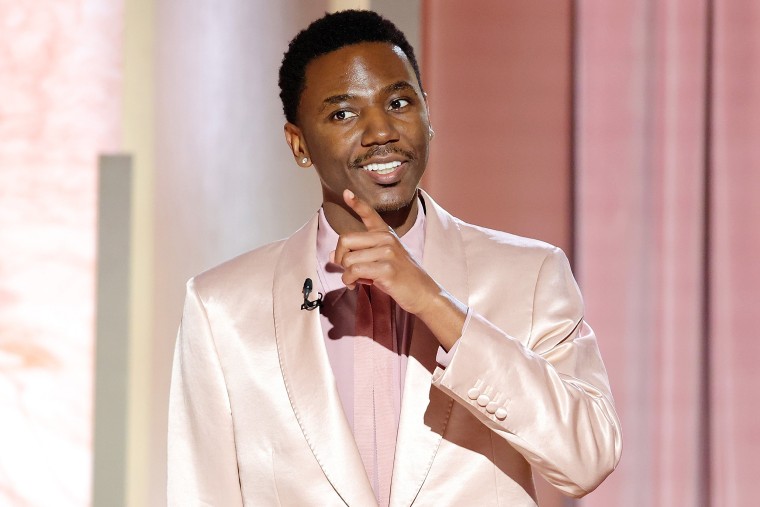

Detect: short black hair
278,10,423,125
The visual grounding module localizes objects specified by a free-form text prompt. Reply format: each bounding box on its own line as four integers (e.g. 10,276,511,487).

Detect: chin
375,202,405,213
373,190,417,214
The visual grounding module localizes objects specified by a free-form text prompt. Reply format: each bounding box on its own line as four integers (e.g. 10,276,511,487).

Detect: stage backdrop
2,1,757,506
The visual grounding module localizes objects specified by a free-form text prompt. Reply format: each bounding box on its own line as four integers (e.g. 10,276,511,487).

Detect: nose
360,107,400,146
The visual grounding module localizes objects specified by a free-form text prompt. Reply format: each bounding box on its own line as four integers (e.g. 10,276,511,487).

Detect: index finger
343,189,389,232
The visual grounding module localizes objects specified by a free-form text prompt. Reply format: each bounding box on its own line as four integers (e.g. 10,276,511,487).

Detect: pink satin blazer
168,190,622,506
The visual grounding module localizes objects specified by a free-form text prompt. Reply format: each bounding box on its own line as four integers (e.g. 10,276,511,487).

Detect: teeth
362,161,402,175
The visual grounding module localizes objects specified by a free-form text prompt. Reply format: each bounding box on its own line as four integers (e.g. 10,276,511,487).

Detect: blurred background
1,0,758,505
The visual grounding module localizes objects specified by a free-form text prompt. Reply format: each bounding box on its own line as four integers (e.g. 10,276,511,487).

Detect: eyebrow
382,81,416,95
318,81,418,113
319,93,356,113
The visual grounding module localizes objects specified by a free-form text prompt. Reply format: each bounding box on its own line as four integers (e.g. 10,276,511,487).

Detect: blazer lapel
390,190,470,506
273,214,376,506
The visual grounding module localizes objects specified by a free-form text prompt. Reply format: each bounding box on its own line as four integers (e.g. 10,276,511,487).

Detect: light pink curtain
576,1,760,506
710,1,760,504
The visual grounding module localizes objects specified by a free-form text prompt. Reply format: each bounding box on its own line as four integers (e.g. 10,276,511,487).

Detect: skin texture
284,42,466,349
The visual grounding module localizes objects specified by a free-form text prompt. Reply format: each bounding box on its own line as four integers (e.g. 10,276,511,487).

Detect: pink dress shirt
315,200,462,504
315,203,425,433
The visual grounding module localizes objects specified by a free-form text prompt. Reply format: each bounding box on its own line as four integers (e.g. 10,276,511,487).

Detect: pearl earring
301,157,308,164
428,127,435,139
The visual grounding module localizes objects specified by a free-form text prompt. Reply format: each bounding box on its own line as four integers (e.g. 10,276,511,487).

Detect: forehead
301,42,419,103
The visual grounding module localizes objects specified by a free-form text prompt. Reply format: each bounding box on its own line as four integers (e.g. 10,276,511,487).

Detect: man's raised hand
330,189,467,349
331,189,437,315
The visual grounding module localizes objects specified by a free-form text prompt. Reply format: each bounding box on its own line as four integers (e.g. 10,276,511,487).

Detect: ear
422,92,434,139
284,123,312,167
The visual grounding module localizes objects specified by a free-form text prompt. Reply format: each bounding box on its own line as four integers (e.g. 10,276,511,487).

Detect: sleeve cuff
435,307,473,368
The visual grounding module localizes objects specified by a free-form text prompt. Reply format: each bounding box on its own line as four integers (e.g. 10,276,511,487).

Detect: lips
358,159,407,184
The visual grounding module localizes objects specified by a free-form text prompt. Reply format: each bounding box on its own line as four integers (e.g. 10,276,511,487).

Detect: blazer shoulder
456,218,563,262
189,239,286,300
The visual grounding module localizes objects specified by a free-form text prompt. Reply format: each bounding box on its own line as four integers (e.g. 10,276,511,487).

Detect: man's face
287,42,430,213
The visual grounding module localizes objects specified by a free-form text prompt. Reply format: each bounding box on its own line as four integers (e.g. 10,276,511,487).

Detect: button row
466,387,507,420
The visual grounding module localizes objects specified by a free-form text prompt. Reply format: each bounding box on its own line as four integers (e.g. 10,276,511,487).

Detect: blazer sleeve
167,278,244,506
431,246,622,498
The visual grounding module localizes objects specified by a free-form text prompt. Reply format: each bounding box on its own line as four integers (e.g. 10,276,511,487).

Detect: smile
361,161,402,175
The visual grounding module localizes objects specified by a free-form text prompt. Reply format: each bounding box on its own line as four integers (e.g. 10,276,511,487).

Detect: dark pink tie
354,284,398,506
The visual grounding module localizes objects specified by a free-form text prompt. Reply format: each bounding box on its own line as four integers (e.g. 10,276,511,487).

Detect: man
168,10,621,507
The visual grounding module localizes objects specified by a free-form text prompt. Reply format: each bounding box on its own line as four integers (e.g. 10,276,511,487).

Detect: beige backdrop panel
150,1,328,504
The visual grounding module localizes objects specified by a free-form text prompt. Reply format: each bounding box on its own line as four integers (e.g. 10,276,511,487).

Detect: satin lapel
273,214,376,506
390,191,469,506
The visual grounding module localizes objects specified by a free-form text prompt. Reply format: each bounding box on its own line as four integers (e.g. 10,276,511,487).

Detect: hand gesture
331,189,466,349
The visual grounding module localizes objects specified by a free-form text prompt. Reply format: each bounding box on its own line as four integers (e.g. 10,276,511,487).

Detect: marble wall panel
0,0,123,505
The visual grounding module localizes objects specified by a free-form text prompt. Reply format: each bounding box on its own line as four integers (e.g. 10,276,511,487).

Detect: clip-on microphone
301,278,323,311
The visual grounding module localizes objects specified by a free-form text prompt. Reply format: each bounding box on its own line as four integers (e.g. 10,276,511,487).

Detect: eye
389,98,410,110
331,110,357,121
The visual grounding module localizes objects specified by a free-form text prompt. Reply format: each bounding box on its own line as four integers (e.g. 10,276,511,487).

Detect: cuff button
467,388,480,400
485,401,498,414
495,407,508,420
476,394,490,407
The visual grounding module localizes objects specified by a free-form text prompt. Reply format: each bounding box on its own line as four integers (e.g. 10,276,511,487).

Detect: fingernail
345,189,355,200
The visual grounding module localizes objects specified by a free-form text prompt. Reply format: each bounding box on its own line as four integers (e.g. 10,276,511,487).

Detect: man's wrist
416,289,468,351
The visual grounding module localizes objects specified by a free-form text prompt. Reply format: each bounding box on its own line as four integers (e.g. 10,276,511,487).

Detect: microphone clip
301,278,323,311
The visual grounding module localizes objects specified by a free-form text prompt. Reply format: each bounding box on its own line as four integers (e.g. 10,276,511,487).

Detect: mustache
351,146,415,168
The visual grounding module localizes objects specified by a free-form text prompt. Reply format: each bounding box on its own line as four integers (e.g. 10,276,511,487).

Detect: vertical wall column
121,0,155,505
421,0,574,256
93,155,133,507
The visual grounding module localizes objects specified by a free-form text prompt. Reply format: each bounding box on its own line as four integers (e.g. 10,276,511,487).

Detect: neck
322,196,419,237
